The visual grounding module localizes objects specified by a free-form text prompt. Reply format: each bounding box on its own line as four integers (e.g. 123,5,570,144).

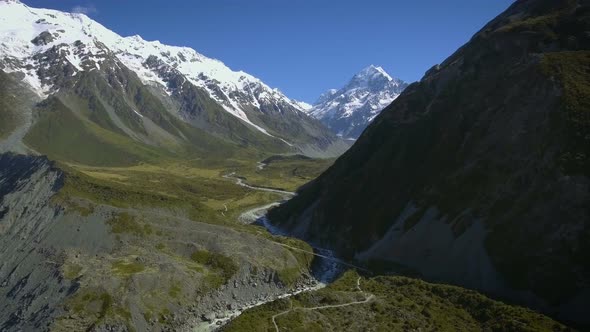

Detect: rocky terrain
0,153,321,331
0,154,65,331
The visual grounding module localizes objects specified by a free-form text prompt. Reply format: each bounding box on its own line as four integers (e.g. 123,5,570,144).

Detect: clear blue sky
23,0,514,103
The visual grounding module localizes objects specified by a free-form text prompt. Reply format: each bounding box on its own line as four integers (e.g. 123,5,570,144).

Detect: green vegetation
497,0,575,39
63,263,83,279
68,290,111,317
225,271,568,332
541,51,590,176
499,13,560,39
276,267,301,287
57,289,115,328
56,288,140,332
236,154,334,192
270,236,314,286
111,259,145,276
24,96,164,166
191,250,238,286
54,160,285,228
274,236,314,269
168,283,182,299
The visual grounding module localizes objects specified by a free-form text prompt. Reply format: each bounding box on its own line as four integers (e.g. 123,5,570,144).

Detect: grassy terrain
224,271,569,332
24,97,170,166
191,249,239,288
540,50,590,176
233,155,335,192
53,153,331,227
55,160,269,226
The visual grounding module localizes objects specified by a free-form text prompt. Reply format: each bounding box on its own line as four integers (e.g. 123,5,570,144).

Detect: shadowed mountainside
269,0,590,325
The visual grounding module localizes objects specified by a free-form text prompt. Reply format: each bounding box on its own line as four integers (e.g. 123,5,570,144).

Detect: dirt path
271,277,375,332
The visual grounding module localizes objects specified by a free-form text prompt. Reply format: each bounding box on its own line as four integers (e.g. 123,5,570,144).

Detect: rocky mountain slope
308,65,408,139
269,0,590,325
0,152,318,331
0,0,348,160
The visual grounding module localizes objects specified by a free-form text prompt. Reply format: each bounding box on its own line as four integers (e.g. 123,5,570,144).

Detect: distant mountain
0,0,348,161
308,65,408,139
270,0,590,325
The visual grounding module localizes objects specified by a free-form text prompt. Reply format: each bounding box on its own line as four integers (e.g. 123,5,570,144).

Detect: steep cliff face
0,154,66,331
269,0,590,324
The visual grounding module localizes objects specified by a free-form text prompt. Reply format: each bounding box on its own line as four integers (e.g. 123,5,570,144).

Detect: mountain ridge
0,0,348,158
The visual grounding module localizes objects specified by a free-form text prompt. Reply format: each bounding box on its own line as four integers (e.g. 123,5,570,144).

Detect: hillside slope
269,0,590,324
0,153,319,331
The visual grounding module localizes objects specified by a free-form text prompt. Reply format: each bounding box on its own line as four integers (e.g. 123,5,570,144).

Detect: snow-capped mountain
0,0,347,156
308,65,408,139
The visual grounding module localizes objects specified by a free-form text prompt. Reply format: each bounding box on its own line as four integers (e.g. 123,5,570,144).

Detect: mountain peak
309,66,408,139
358,65,392,81
353,65,393,81
346,65,396,92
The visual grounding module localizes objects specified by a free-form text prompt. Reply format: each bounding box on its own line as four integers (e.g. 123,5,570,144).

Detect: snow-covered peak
343,65,405,94
308,66,409,139
356,65,393,81
315,88,338,105
0,0,310,134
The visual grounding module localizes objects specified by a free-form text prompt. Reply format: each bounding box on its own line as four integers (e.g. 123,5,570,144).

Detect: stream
192,172,347,331
224,171,348,284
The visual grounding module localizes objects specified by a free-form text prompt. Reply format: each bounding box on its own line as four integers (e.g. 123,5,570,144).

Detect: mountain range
307,65,408,139
0,0,588,330
0,0,348,162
